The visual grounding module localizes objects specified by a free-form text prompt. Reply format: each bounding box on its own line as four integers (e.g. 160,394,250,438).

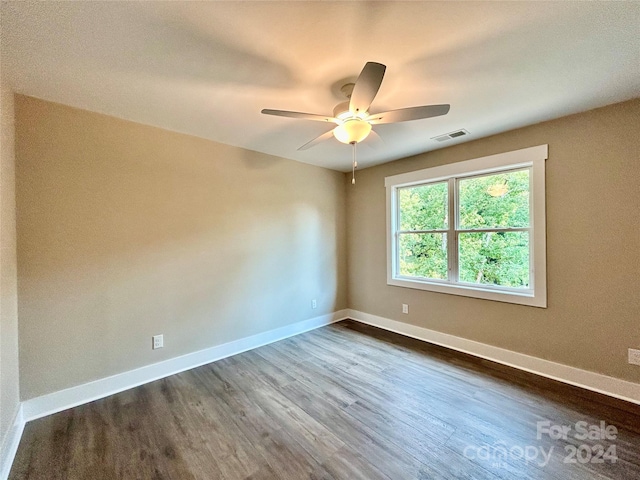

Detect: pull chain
351,142,357,185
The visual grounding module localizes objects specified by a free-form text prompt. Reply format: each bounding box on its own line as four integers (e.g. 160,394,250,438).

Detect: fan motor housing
333,101,351,119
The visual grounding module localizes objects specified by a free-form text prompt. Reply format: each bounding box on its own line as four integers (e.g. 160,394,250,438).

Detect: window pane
459,170,529,229
398,233,447,280
399,182,448,231
458,232,529,288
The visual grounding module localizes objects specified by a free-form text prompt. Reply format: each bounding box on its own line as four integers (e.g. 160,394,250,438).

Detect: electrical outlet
629,348,640,366
312,299,317,309
153,334,164,350
402,304,409,314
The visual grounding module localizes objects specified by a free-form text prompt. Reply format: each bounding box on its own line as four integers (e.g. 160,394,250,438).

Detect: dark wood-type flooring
9,320,640,479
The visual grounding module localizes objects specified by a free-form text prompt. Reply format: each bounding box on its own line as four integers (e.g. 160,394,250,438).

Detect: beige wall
15,95,347,400
0,85,20,449
11,94,640,403
347,99,640,383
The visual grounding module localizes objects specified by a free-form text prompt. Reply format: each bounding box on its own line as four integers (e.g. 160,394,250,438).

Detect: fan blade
367,104,450,124
261,109,339,124
364,129,384,149
297,129,335,151
349,62,386,115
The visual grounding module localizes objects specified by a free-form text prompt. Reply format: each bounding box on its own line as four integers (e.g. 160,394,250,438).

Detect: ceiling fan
261,61,450,183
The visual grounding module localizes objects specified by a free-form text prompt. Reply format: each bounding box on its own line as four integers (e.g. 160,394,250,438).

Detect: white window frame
386,145,548,308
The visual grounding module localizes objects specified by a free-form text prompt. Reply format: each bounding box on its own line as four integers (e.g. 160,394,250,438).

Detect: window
386,145,547,307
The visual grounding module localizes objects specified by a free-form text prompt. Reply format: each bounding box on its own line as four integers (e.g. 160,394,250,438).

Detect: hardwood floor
9,320,640,479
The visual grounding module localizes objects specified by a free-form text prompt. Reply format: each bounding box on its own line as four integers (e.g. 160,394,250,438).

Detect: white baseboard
346,309,640,406
0,403,25,480
22,310,349,422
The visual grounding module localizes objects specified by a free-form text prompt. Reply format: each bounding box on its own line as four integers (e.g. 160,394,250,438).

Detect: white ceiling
2,1,639,172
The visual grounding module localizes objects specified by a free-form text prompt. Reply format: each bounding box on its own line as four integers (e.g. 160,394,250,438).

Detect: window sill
388,276,547,308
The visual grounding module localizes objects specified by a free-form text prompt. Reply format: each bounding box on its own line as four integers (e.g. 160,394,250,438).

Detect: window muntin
386,145,547,307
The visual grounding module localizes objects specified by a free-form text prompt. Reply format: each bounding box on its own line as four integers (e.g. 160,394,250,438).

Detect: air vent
449,130,467,138
432,129,470,142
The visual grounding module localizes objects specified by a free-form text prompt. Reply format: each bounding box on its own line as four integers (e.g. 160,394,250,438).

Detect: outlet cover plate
153,334,164,350
629,348,640,366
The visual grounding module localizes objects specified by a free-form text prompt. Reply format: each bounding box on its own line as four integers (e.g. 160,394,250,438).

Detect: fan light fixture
261,61,451,185
333,119,372,144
